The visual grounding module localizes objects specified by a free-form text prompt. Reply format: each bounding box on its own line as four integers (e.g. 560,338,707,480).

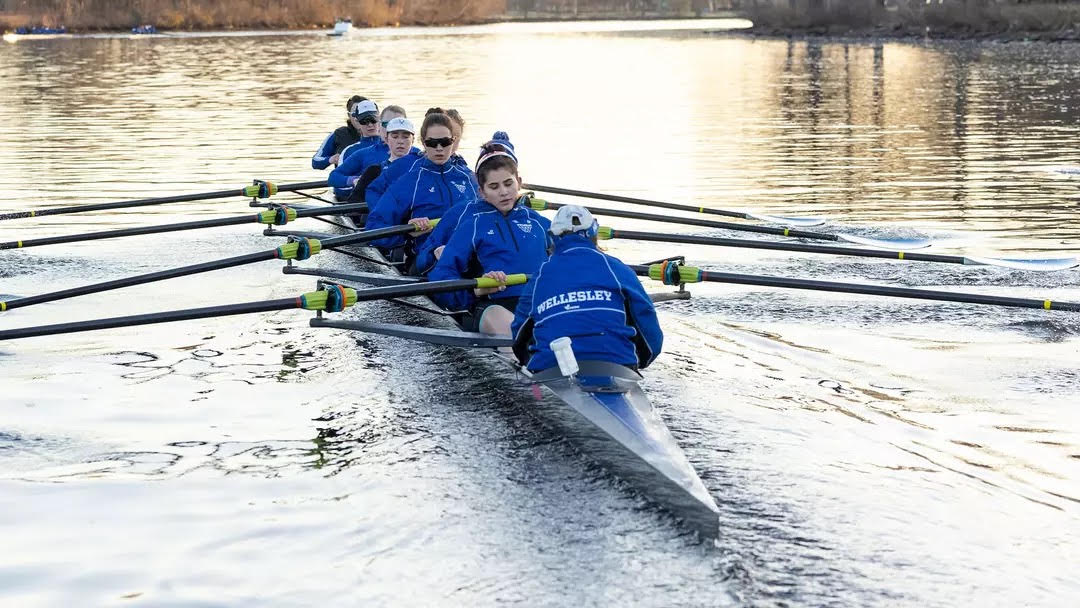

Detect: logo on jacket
428,186,435,193
536,290,614,315
486,229,495,235
516,222,532,233
453,182,467,194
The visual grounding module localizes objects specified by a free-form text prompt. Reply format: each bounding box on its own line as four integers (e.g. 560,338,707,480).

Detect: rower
311,95,367,171
336,99,383,162
428,140,549,335
328,104,409,201
413,131,516,275
511,205,663,372
364,110,479,271
363,107,466,204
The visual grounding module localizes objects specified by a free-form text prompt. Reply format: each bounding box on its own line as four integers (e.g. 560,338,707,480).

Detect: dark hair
346,95,368,111
475,141,518,183
420,112,454,140
445,109,465,138
476,155,517,185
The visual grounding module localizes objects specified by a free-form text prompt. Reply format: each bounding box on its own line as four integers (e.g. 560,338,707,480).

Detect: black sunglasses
355,115,378,126
424,137,454,149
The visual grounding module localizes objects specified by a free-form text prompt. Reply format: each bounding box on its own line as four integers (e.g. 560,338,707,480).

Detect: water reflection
1,23,1079,608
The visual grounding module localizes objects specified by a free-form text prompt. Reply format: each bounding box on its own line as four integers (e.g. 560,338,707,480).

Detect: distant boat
328,18,352,37
131,24,158,35
15,25,67,35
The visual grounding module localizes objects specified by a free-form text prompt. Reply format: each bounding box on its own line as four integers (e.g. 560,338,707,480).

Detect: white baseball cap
549,205,597,236
350,99,378,118
385,117,415,134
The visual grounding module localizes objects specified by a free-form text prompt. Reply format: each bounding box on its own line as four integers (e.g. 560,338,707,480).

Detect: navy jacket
311,124,363,170
428,203,551,311
511,234,663,372
365,157,479,250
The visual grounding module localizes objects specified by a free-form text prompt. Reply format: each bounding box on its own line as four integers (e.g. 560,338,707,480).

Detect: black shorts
462,296,520,332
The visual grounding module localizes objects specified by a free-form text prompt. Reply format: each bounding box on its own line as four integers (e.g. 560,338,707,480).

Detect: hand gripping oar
0,179,328,221
0,273,525,341
600,228,1080,272
0,203,368,250
523,183,827,227
0,221,435,312
525,197,930,251
635,260,1080,312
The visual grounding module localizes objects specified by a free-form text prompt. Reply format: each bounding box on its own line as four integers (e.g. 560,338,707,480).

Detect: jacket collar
552,232,595,253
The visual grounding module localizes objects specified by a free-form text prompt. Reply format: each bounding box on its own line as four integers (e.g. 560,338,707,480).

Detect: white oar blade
838,234,933,250
964,256,1080,272
742,212,827,227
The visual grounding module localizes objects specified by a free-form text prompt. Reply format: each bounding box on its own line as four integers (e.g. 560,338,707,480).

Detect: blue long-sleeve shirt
365,157,479,250
412,200,486,275
511,233,663,372
427,204,551,311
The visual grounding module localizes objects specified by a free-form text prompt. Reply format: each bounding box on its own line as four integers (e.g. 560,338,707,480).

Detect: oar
0,221,431,312
0,180,328,221
0,203,367,250
635,260,1080,312
526,198,930,251
601,228,1079,272
0,274,525,341
523,183,827,227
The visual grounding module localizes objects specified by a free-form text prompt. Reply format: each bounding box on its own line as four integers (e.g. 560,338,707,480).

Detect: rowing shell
286,209,721,538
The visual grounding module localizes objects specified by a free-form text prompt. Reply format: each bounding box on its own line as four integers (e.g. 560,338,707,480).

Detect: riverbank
1,3,737,33
745,2,1080,42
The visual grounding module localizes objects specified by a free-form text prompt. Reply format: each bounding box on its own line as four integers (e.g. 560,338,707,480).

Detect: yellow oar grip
898,252,905,260
0,301,6,311
597,226,614,240
300,286,357,311
1044,300,1052,310
475,274,528,289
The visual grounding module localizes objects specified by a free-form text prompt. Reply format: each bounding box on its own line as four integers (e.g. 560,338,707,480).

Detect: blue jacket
365,157,479,250
311,124,363,170
364,152,467,205
428,204,551,311
412,200,486,275
328,140,390,198
364,149,424,204
511,234,663,372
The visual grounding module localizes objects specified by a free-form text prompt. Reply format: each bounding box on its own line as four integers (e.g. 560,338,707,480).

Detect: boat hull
321,212,720,538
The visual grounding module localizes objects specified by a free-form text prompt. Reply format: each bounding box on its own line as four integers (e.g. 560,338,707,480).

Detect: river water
1,20,1078,607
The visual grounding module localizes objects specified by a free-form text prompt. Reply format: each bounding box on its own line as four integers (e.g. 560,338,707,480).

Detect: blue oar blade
742,212,828,227
838,233,933,250
964,256,1080,272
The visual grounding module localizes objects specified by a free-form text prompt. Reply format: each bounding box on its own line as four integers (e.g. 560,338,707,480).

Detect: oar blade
838,233,933,251
964,256,1080,272
741,212,827,227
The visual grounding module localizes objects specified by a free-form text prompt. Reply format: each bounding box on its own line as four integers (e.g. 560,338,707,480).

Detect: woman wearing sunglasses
311,96,377,200
365,110,479,269
328,104,408,201
427,140,550,335
363,107,467,205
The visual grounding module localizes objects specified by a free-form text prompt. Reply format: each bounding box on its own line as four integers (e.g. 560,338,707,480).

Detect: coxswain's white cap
351,99,378,118
385,117,415,134
549,205,597,236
